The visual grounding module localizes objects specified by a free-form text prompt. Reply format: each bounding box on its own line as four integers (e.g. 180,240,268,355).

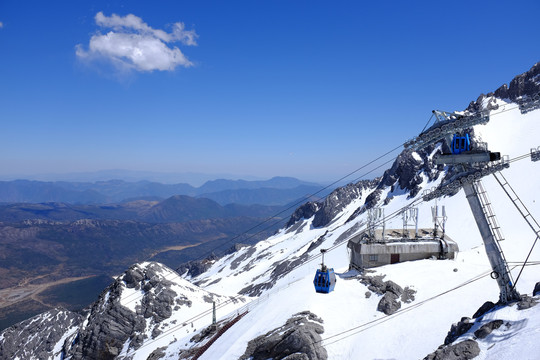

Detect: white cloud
0,22,3,28
76,12,198,73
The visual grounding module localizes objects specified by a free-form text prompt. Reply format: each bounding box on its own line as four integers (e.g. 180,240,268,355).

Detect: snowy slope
186,100,540,360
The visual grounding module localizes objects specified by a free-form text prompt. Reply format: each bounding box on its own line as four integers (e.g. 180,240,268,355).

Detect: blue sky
0,1,539,184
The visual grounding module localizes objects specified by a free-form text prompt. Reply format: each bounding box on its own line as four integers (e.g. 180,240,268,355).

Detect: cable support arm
422,158,510,202
404,110,489,153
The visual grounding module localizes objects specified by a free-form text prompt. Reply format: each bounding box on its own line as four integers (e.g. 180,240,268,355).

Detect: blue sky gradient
0,1,539,183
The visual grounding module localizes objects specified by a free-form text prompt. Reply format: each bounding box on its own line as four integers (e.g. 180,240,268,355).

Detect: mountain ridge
0,176,323,205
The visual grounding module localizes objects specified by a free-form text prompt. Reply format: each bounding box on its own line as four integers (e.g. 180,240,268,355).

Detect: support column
462,182,521,303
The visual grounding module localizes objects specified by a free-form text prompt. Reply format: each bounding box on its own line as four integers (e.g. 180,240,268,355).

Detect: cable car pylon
412,109,521,304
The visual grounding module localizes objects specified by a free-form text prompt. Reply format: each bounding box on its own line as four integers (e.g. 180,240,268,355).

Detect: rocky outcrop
493,62,540,103
377,292,402,315
467,62,540,114
67,262,190,360
224,243,249,255
379,147,441,198
444,317,474,345
240,311,327,360
517,294,538,310
358,274,416,315
177,254,219,278
471,301,496,319
423,339,480,360
285,179,378,229
286,202,319,228
534,281,540,296
473,320,503,339
239,254,309,297
425,287,540,360
0,307,81,360
313,180,377,228
68,264,171,359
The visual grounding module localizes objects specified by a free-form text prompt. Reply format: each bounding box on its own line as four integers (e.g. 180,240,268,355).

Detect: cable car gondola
313,249,336,293
434,132,500,165
451,133,470,154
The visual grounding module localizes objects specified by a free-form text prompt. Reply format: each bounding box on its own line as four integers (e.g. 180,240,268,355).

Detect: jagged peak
467,61,540,113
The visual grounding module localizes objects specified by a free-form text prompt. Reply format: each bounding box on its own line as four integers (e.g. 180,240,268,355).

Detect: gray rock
304,231,329,254
468,62,540,114
0,308,81,360
384,280,403,297
286,202,319,227
517,295,538,310
177,254,219,278
423,339,480,360
401,286,416,304
224,243,249,255
444,317,474,345
472,301,496,319
360,274,386,295
474,320,503,339
240,255,309,296
124,267,145,289
360,275,414,314
147,346,167,360
283,354,310,360
377,292,401,315
312,180,378,228
534,282,540,296
240,311,327,360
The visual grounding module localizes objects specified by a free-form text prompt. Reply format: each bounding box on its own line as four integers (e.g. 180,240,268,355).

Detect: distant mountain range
0,176,326,206
0,169,261,186
0,195,289,223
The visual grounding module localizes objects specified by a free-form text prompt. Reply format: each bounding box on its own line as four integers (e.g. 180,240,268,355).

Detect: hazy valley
0,177,326,330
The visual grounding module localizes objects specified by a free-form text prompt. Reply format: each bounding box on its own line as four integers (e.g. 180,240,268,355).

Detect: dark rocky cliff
467,61,540,113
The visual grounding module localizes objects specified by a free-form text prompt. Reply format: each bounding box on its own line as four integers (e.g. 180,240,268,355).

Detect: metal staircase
474,180,506,243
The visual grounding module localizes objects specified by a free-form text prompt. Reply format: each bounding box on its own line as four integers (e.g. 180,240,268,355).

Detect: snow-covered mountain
1,63,540,360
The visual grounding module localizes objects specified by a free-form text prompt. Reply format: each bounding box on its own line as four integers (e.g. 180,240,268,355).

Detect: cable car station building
347,229,458,270
347,207,459,270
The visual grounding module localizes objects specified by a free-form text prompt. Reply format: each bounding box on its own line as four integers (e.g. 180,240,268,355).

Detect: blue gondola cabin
451,133,470,154
313,266,336,293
